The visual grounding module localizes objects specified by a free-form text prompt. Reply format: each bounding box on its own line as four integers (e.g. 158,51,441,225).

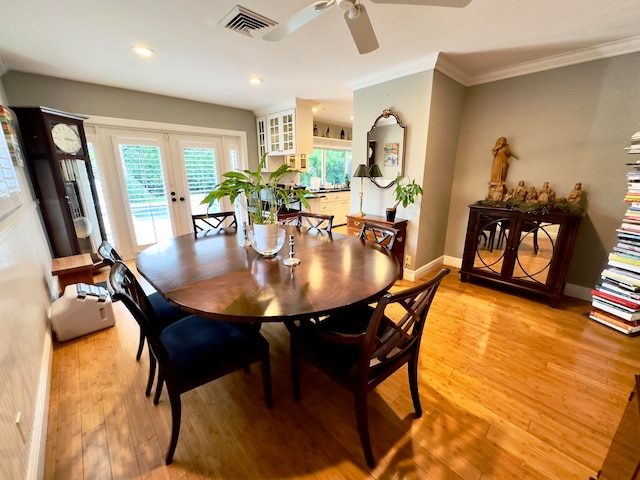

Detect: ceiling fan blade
344,4,379,54
263,1,335,41
370,0,472,7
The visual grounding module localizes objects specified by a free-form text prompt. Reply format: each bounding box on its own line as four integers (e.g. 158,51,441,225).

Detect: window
300,148,352,188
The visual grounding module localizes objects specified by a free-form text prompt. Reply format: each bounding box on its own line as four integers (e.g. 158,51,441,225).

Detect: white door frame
85,115,248,259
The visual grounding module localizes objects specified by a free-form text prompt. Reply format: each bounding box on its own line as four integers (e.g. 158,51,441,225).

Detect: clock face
51,123,83,155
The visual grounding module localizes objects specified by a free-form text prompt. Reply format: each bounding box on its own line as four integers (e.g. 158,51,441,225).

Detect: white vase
249,223,285,257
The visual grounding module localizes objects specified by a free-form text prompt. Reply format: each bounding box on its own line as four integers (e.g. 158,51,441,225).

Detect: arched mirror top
366,109,406,189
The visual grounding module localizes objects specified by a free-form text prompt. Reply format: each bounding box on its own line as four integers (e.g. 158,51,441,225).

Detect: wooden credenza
460,205,583,307
346,213,407,276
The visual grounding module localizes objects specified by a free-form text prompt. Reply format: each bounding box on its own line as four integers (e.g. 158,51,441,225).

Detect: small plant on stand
386,174,423,222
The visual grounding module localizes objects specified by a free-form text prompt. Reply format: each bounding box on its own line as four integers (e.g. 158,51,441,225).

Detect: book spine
591,299,640,321
589,310,640,334
591,288,640,309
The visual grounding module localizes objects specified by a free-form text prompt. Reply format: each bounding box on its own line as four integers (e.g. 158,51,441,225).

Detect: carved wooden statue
490,137,517,185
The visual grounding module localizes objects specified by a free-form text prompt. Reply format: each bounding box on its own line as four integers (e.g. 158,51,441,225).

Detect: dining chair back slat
192,212,237,237
290,267,450,468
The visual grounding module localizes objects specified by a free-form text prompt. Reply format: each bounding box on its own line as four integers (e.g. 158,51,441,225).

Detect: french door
94,127,242,254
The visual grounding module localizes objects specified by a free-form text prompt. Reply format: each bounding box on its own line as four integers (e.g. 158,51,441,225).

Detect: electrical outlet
404,255,411,267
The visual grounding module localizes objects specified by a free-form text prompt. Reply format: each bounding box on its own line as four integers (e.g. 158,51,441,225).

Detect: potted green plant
386,174,424,222
200,153,309,254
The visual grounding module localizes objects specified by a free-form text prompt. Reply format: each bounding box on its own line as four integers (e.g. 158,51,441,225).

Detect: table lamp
353,164,369,217
368,164,383,179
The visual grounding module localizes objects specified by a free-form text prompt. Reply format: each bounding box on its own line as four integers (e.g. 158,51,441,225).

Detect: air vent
220,6,276,37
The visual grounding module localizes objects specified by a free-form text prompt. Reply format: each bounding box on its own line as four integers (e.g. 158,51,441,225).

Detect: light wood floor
44,263,640,479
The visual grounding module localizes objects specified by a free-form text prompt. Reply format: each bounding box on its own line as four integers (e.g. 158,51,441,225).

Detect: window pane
325,149,347,185
300,148,323,187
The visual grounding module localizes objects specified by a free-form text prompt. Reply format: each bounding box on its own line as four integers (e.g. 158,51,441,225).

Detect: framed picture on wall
384,143,399,167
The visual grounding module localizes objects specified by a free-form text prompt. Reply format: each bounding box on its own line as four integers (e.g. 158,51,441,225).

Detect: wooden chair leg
145,352,156,397
262,354,273,409
408,355,422,416
354,390,375,468
154,373,164,405
165,390,182,465
136,328,145,361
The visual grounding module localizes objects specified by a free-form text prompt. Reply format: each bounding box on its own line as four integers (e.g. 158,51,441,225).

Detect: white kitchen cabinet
256,116,267,159
286,154,309,172
304,190,351,226
255,99,313,158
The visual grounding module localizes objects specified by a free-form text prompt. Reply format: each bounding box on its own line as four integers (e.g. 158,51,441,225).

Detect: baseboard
403,255,448,282
27,323,52,480
417,255,590,301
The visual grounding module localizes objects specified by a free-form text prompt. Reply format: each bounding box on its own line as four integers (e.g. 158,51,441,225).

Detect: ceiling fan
262,0,472,55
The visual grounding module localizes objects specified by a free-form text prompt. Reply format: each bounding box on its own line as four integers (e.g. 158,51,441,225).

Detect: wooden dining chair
359,221,399,251
290,268,450,468
108,260,272,464
293,212,334,231
97,241,189,362
192,211,237,238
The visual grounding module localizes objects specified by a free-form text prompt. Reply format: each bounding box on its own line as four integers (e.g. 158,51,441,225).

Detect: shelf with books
590,128,640,335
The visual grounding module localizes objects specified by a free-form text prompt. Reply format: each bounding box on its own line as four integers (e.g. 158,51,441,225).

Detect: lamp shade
368,164,383,178
353,164,368,178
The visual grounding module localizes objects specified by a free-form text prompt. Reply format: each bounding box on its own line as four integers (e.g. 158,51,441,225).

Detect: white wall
0,81,54,479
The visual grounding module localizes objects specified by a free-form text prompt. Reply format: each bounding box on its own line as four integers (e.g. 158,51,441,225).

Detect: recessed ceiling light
132,46,154,57
249,76,263,86
312,106,319,113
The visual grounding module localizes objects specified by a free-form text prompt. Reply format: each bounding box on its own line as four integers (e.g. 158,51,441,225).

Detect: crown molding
468,35,640,86
348,36,640,92
348,53,439,91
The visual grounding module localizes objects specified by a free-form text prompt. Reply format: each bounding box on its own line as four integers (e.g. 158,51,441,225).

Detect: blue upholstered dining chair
97,241,189,364
108,260,272,464
289,268,449,468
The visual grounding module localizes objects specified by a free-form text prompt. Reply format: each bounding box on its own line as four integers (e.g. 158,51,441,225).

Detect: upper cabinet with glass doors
255,99,313,162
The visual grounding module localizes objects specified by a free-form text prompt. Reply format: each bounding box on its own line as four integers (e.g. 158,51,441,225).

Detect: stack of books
590,129,640,335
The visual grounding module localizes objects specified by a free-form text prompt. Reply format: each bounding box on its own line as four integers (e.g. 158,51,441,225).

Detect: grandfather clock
11,106,105,258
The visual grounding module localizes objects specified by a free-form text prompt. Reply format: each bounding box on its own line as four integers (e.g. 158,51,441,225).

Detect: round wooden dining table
135,225,400,322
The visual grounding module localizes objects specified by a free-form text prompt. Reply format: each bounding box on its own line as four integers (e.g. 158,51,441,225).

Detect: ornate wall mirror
366,109,406,188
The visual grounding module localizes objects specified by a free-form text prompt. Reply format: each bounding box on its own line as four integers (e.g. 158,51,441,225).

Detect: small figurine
340,129,345,140
526,186,538,203
538,182,555,204
567,182,583,204
514,180,527,201
503,188,515,202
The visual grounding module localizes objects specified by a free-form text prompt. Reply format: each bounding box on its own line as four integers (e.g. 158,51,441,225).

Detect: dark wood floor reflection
44,262,640,479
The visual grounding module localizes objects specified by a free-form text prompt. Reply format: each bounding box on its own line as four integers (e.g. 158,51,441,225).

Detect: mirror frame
366,109,407,189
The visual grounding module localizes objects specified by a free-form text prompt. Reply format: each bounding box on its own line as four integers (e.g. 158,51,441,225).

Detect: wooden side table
52,253,95,293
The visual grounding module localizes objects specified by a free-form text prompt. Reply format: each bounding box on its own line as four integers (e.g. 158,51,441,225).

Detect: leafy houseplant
386,174,424,222
200,153,310,225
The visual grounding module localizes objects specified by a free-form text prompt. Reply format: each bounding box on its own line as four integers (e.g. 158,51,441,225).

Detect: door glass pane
183,147,219,215
88,142,113,243
118,144,172,246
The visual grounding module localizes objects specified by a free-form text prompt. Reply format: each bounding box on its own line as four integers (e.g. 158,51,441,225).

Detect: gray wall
445,52,640,288
3,71,260,167
353,70,436,269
